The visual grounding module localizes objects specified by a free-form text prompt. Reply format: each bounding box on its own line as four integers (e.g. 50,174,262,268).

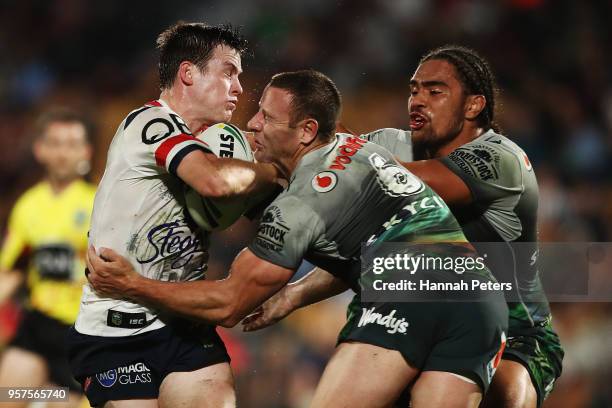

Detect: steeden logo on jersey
136,220,205,269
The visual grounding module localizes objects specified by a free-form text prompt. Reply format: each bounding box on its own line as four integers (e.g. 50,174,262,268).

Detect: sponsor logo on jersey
522,152,532,171
256,206,290,252
448,144,500,181
141,113,191,145
357,307,409,334
369,153,425,197
329,136,368,170
365,195,447,245
137,221,205,269
311,171,338,193
261,205,286,224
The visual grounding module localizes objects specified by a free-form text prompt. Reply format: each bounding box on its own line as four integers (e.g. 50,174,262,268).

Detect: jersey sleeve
248,196,325,270
0,196,29,270
121,105,213,177
440,138,524,203
359,128,413,162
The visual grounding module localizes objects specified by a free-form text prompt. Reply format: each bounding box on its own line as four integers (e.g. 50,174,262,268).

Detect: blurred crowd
0,0,610,407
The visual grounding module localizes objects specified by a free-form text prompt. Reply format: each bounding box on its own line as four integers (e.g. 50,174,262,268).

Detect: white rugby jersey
75,99,212,337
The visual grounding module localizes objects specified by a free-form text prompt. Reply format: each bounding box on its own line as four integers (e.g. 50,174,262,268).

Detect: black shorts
9,309,81,392
67,322,230,407
338,293,508,393
503,320,564,407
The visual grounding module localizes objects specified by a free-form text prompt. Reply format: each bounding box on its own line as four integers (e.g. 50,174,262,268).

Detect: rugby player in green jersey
404,46,563,408
246,46,564,408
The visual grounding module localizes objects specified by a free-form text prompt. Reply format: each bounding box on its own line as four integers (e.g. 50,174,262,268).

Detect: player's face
192,45,243,124
408,59,467,148
247,86,301,165
34,121,91,182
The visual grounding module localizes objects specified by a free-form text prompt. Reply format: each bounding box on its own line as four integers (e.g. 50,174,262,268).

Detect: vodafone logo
312,171,337,193
522,152,532,171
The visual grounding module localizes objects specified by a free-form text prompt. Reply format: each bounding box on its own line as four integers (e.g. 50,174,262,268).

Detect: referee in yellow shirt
0,108,96,408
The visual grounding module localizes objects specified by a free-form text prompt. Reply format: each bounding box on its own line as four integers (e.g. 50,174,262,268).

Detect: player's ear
178,61,195,86
465,94,486,121
299,118,319,144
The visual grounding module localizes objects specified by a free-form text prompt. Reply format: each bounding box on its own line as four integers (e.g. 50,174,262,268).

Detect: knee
482,370,537,408
200,380,236,408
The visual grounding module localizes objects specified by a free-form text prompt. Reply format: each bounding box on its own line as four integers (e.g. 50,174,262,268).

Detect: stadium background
0,0,610,407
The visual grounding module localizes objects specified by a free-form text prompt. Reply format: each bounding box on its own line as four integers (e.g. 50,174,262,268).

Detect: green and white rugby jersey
345,128,552,328
248,133,485,290
439,129,551,328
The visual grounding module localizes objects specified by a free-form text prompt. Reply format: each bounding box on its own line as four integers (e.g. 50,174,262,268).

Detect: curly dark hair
421,45,500,132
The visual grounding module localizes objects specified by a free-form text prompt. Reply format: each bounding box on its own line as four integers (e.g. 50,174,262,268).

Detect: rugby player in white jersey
67,22,279,408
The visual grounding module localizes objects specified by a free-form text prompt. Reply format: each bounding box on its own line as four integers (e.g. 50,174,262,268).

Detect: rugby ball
185,123,254,231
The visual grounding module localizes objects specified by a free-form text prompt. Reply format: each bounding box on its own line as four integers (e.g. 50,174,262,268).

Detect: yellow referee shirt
0,179,96,324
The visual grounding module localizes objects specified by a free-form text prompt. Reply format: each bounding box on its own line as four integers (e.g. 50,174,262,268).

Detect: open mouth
409,112,427,131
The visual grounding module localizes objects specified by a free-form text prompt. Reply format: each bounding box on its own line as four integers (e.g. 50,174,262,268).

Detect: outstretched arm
401,159,472,205
242,266,348,332
284,267,348,309
86,246,294,328
343,125,472,205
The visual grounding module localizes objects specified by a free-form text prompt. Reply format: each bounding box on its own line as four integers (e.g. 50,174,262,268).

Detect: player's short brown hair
268,70,342,142
157,22,249,90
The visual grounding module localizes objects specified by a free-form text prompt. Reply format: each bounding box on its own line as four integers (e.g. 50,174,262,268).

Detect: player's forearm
285,267,348,311
178,151,280,199
213,159,280,198
124,276,236,326
401,159,472,205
